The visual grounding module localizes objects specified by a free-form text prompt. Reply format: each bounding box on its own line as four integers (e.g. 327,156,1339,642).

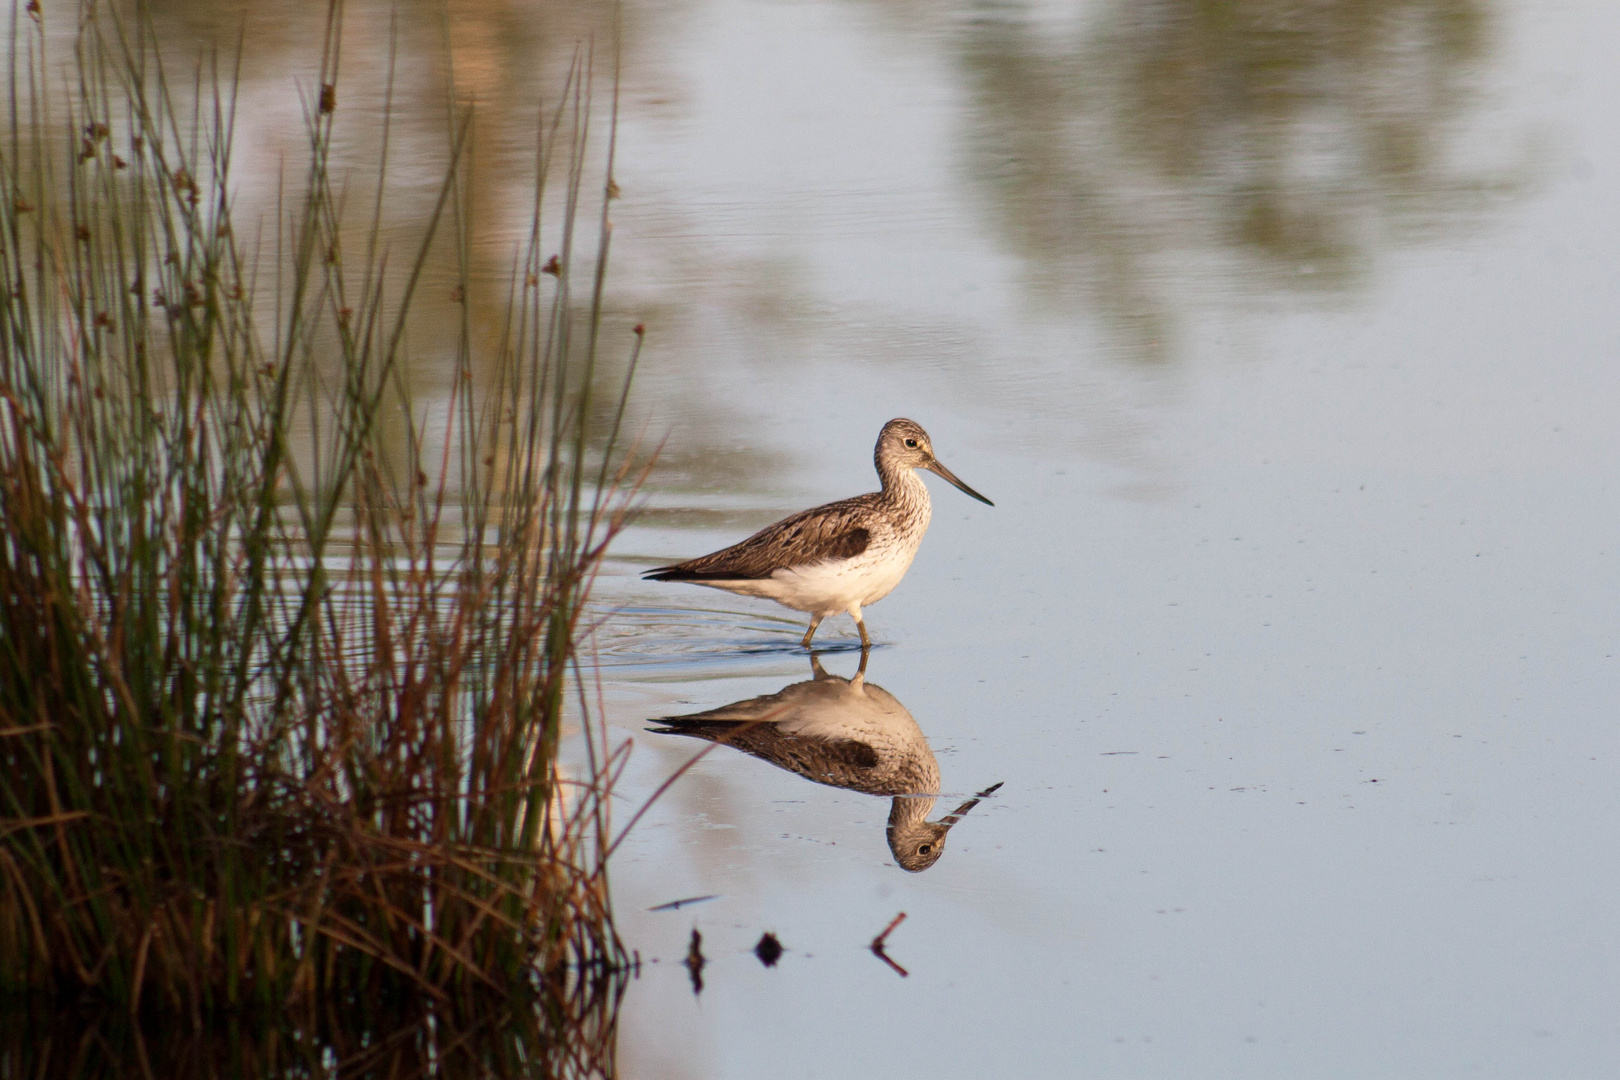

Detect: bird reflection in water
648,650,999,872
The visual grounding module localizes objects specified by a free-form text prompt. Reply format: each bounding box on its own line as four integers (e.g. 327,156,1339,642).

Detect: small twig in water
869,912,909,977
648,894,719,912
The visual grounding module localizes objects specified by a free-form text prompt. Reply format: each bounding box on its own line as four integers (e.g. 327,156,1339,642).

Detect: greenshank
649,653,999,871
644,418,992,648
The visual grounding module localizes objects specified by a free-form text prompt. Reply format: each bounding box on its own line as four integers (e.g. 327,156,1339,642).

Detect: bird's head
876,418,993,506
887,816,951,873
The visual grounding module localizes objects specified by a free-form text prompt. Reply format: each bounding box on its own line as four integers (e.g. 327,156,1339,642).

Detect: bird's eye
904,438,918,448
918,843,932,854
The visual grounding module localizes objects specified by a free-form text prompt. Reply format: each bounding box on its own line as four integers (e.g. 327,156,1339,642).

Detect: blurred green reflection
959,0,1514,361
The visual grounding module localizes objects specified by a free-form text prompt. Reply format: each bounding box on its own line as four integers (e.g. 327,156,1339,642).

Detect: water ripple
584,602,871,675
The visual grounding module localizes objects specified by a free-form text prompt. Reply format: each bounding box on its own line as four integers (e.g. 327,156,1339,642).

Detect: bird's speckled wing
648,718,907,793
643,494,881,581
648,672,935,795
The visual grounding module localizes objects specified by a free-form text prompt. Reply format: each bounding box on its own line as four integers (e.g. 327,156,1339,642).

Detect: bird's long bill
938,780,1004,832
924,458,994,506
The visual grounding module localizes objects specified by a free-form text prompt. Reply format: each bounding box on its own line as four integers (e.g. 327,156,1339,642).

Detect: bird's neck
878,460,931,518
888,792,938,830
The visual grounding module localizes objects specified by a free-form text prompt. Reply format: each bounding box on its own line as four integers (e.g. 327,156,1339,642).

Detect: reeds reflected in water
7,974,625,1080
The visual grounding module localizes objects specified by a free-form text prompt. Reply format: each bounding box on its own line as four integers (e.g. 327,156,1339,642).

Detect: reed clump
0,0,636,1055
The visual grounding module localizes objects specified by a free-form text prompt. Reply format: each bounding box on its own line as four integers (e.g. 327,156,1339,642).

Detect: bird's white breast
764,532,923,615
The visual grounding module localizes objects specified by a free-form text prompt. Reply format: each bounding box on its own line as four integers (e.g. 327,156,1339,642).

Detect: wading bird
644,418,992,648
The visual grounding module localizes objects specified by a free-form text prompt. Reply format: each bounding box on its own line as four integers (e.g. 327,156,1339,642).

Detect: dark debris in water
685,928,706,996
754,932,784,968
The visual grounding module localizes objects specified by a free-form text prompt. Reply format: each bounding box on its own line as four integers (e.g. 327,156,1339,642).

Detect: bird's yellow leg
800,615,823,649
851,605,871,650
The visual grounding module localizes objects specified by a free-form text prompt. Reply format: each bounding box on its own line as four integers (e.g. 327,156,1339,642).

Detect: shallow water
64,0,1620,1074
589,1,1620,1075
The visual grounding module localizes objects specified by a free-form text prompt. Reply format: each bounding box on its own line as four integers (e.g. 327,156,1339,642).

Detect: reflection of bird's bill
923,458,994,506
939,780,1004,829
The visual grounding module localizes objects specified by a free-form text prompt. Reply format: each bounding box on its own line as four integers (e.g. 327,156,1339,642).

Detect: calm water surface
125,0,1620,1075
597,2,1620,1077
